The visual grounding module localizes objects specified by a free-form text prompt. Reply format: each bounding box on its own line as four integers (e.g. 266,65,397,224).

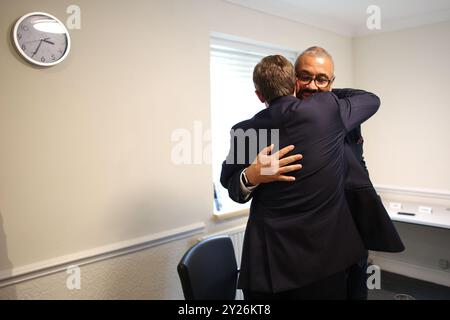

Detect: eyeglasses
297,73,335,89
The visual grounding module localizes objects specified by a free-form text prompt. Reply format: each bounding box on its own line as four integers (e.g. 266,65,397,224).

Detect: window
210,35,297,216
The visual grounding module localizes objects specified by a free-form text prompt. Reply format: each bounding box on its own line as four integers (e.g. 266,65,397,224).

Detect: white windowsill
213,208,250,221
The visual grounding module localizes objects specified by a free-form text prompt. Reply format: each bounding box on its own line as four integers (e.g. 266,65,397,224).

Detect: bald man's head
295,47,335,99
295,47,335,74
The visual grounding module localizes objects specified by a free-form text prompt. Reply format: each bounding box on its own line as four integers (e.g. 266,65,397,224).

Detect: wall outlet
438,259,449,270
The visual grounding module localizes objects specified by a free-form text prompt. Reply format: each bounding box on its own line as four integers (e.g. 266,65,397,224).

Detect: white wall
354,21,450,286
0,0,354,299
354,21,450,191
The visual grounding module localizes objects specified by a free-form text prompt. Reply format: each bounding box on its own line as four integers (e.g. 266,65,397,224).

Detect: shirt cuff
240,169,258,199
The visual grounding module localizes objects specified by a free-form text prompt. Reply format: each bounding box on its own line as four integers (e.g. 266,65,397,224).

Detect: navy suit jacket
220,90,404,293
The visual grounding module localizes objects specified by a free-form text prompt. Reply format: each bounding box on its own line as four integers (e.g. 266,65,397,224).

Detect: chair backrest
177,236,238,300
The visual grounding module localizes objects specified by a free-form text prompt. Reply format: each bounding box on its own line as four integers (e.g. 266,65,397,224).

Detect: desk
384,201,450,230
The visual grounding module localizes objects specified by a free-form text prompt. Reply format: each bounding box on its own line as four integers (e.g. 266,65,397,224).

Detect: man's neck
267,94,296,108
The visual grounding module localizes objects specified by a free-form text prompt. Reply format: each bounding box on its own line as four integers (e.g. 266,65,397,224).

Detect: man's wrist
240,170,257,199
244,166,259,186
242,168,256,187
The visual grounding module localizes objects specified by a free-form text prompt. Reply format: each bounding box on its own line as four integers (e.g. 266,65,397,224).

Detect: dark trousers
243,270,347,300
346,251,369,300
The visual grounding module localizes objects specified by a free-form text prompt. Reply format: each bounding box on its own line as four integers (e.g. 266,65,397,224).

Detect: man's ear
295,79,301,93
329,76,336,88
255,90,266,103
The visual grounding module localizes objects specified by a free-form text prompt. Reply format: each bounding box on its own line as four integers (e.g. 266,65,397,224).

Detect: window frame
210,34,298,219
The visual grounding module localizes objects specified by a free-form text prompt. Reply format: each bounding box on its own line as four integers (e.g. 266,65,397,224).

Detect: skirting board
370,252,450,288
0,222,206,288
374,185,450,200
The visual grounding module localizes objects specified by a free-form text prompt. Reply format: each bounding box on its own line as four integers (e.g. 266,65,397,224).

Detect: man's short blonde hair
253,55,296,103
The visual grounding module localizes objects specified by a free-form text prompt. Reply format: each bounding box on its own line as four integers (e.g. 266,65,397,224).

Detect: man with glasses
295,47,369,180
296,47,369,300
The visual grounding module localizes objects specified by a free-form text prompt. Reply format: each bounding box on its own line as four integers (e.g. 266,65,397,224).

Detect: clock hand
22,39,42,44
31,39,43,58
42,39,55,45
23,37,50,43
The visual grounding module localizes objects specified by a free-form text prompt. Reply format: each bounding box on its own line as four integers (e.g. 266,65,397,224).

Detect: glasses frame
297,74,336,89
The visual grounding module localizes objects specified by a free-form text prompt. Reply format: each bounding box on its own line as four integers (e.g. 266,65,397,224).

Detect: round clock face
13,12,71,67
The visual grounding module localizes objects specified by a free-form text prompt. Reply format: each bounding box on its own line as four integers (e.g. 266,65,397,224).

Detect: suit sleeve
220,127,253,204
332,88,381,133
220,165,253,204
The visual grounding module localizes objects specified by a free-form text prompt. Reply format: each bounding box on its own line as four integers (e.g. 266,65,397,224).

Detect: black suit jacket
220,90,404,293
335,90,404,253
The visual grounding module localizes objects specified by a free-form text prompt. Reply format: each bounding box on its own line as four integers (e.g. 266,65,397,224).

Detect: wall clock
13,12,71,67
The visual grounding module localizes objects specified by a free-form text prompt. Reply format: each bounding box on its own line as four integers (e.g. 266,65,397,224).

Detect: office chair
177,236,239,300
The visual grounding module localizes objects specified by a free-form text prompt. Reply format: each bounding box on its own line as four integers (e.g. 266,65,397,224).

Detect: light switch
438,259,449,270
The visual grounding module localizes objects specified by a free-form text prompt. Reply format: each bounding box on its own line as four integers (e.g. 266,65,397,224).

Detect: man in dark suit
222,47,404,300
221,55,394,299
296,47,370,300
